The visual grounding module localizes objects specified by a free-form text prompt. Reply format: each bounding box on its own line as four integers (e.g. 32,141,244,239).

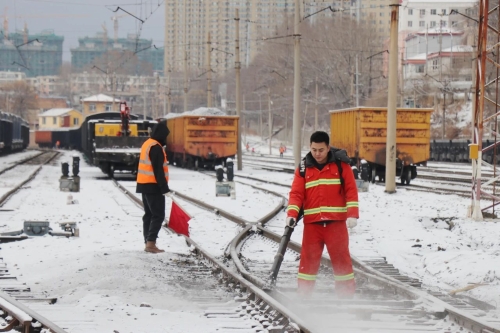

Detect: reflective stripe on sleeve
287,205,300,213
346,201,359,208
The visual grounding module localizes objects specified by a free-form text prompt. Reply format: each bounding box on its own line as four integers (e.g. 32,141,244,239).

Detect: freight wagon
80,112,156,176
0,111,29,154
330,107,433,184
35,128,73,149
165,114,239,169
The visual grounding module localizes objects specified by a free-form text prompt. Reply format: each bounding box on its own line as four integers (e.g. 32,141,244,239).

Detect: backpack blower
264,209,304,291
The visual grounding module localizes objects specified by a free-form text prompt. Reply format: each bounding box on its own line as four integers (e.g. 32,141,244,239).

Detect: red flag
168,200,191,237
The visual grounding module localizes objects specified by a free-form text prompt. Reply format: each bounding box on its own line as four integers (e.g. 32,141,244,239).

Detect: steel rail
114,172,500,332
0,150,67,333
0,152,59,207
113,179,313,332
0,151,45,176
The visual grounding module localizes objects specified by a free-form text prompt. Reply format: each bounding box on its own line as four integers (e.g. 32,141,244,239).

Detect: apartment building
164,0,399,75
400,0,478,32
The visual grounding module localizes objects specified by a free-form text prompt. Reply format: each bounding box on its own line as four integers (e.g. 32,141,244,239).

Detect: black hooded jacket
136,120,171,194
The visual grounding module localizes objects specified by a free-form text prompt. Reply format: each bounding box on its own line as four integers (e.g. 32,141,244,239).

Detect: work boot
144,241,165,253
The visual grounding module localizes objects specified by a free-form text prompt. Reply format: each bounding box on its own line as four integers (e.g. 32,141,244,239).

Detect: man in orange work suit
286,131,359,297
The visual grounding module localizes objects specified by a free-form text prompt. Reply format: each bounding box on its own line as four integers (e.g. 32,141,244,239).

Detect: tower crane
111,14,127,43
1,6,89,40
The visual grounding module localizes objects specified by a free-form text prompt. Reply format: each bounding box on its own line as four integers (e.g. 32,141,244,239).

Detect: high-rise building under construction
0,29,63,77
70,33,164,73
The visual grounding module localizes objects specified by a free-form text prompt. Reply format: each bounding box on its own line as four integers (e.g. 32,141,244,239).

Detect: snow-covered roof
406,28,463,41
406,52,428,61
163,107,228,119
39,108,78,117
82,94,120,103
442,45,474,53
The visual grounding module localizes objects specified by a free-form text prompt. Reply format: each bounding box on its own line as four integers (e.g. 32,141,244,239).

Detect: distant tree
0,81,38,119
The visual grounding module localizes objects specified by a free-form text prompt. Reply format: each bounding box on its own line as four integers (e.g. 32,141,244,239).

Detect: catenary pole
292,0,302,167
207,32,212,107
235,9,242,170
385,0,399,193
268,87,272,155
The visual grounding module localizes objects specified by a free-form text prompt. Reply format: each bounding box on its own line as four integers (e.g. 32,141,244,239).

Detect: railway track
0,150,67,333
114,168,500,332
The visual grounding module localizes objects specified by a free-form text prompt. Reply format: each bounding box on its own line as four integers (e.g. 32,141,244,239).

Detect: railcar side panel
330,107,432,166
166,115,239,168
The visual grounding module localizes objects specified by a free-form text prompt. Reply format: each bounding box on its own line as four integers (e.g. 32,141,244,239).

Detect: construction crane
111,14,127,43
102,22,108,48
1,6,89,39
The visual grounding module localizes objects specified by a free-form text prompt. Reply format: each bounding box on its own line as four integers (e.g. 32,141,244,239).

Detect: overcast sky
2,0,165,61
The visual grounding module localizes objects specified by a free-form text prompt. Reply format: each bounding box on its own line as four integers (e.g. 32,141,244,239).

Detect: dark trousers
141,193,165,242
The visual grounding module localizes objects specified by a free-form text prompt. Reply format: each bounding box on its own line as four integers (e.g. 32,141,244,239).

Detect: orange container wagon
165,114,239,169
329,107,433,184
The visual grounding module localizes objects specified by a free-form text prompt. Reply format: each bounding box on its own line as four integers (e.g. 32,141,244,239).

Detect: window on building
105,104,112,111
53,117,57,125
431,9,437,15
73,118,79,126
416,65,424,73
451,21,457,27
89,104,96,111
419,21,425,27
432,59,438,70
408,9,413,15
430,21,436,27
42,118,46,125
408,21,413,27
420,9,425,16
442,9,446,15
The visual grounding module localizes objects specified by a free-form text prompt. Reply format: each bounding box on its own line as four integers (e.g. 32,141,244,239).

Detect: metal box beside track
165,115,239,169
329,107,433,166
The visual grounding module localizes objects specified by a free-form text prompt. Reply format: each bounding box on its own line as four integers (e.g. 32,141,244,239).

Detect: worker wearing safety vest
286,131,359,297
136,120,171,253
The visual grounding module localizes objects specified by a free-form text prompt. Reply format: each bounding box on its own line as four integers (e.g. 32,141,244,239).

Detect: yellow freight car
165,115,239,169
330,107,433,184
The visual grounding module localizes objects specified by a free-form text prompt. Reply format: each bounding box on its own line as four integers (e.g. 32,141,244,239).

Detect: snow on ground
0,150,41,172
0,145,499,332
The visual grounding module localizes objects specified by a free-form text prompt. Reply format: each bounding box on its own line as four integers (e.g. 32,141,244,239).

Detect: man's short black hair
310,131,330,145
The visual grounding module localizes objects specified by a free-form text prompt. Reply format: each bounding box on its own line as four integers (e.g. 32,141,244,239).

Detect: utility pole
155,72,160,118
385,0,399,193
235,9,242,170
443,87,446,138
184,3,188,112
425,26,429,75
315,76,318,131
292,0,302,167
400,51,405,106
184,51,188,112
207,32,212,107
111,72,116,111
355,54,360,107
167,64,172,114
142,91,146,120
268,87,272,155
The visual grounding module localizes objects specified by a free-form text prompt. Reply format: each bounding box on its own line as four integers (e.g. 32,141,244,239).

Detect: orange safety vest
137,138,169,184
